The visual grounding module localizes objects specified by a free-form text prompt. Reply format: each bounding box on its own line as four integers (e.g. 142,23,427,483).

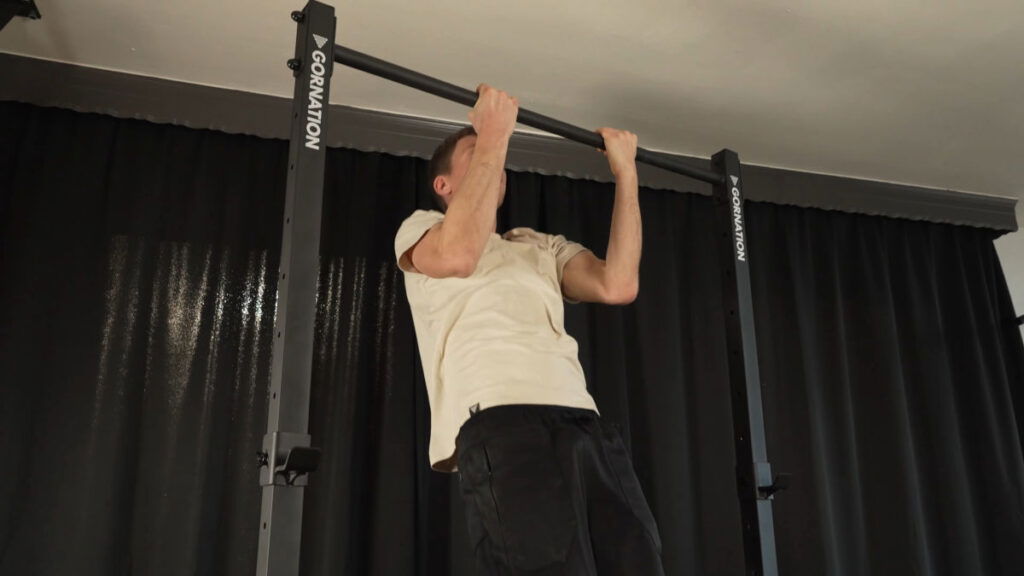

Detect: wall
994,202,1024,327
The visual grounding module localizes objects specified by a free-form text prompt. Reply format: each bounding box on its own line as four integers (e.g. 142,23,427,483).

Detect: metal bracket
259,432,322,487
755,461,790,500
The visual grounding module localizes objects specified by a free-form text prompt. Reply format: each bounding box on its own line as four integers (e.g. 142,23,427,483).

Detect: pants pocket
464,426,578,571
599,420,663,554
457,441,492,552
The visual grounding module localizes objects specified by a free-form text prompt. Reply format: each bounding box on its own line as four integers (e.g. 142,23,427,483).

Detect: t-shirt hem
429,393,600,474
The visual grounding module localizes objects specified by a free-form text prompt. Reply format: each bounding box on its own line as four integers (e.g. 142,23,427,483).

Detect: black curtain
2,101,1022,576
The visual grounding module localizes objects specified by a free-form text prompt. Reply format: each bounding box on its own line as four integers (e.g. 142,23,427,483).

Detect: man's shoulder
397,209,445,235
402,209,445,224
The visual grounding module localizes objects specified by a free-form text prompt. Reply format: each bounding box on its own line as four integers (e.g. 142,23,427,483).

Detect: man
394,85,664,575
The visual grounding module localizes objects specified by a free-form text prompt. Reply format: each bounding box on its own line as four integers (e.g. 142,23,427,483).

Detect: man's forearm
604,170,642,296
440,137,508,265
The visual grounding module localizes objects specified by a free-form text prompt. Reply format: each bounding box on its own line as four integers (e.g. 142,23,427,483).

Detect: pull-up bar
333,45,725,186
258,3,782,576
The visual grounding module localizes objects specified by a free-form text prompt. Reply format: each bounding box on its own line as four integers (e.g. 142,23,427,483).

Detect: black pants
455,404,665,575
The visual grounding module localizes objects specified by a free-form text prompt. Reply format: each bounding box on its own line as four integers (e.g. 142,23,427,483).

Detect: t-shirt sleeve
548,233,592,304
394,209,445,274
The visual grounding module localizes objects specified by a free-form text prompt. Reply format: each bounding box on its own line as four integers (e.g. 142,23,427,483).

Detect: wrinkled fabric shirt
394,209,600,472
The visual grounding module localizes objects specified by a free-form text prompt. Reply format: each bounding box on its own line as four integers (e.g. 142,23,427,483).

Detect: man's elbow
604,280,639,305
445,251,479,278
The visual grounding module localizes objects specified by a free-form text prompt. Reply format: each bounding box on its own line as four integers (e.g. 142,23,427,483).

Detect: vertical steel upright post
255,2,335,575
711,149,781,576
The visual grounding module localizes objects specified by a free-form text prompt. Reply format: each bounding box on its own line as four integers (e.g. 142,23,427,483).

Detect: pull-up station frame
257,2,785,575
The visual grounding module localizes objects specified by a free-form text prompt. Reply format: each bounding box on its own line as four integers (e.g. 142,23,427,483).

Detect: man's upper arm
552,233,636,305
395,210,445,274
547,233,596,304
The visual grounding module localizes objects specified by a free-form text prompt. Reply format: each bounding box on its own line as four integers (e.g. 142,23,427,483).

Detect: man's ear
433,175,452,203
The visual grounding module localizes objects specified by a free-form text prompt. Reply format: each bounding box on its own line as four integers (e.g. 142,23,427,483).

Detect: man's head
428,127,507,213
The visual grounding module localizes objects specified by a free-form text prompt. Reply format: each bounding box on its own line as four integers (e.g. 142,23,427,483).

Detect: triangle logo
730,175,739,186
313,34,328,49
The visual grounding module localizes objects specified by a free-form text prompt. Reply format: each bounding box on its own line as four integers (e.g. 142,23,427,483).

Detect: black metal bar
1017,314,1024,326
333,45,724,186
711,149,780,576
256,2,335,576
0,0,41,31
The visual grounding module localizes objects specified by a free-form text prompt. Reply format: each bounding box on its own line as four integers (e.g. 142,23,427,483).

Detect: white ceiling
1,0,1021,199
2,0,1022,310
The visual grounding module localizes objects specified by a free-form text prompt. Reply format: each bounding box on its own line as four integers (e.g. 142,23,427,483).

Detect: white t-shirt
394,209,600,473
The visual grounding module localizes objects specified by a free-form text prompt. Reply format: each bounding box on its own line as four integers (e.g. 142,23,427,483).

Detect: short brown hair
428,126,476,213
